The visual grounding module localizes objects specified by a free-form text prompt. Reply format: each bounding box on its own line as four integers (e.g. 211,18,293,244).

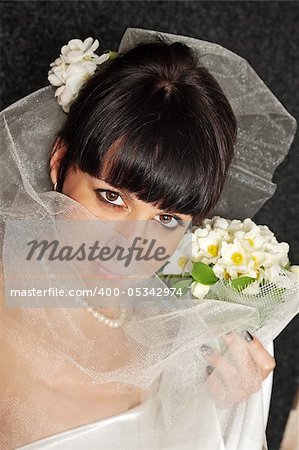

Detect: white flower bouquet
158,216,299,328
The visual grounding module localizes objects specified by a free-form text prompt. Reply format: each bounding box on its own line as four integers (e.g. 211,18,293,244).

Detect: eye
96,189,125,207
154,214,181,230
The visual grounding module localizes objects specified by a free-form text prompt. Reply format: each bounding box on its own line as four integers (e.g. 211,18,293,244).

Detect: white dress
16,343,274,450
16,396,161,450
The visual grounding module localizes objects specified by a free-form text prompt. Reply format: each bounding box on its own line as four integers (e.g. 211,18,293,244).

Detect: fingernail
206,365,214,375
241,330,254,342
200,344,214,356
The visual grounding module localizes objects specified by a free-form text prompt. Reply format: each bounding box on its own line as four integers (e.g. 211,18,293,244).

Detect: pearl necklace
86,305,127,328
78,297,127,328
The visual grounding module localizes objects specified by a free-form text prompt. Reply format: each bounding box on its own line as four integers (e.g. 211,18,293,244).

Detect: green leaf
191,262,219,285
172,278,193,296
108,50,118,60
231,276,256,291
156,270,168,278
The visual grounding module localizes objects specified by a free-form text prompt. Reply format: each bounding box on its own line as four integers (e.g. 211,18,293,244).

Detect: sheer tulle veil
0,27,298,449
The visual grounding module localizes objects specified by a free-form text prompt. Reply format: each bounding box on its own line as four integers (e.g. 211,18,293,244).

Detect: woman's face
50,140,192,272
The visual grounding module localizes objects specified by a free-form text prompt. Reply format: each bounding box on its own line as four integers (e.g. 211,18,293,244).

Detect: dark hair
53,35,237,224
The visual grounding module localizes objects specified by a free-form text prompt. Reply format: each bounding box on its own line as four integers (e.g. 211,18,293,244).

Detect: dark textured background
0,1,298,449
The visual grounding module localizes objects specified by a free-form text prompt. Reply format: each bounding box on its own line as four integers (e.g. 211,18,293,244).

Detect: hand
201,331,276,409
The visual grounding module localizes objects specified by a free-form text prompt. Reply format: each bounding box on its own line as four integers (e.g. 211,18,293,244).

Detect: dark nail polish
206,365,214,375
242,330,254,342
200,344,214,355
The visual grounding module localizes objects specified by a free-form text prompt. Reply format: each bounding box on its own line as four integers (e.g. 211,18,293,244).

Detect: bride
0,28,296,450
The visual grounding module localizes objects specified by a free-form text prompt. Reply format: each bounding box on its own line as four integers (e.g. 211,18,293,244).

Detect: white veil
0,28,298,450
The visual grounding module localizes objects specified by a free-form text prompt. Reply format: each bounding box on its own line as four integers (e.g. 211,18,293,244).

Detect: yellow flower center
248,238,255,247
231,252,244,265
207,244,218,256
178,256,187,268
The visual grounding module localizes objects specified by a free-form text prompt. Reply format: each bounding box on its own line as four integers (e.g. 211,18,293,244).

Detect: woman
0,29,293,450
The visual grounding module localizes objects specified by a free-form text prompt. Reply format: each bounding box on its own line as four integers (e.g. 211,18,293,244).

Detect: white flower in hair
48,37,115,113
60,38,107,65
289,265,299,283
49,62,97,113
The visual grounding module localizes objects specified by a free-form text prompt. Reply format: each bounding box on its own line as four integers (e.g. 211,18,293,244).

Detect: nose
112,218,151,242
107,217,162,278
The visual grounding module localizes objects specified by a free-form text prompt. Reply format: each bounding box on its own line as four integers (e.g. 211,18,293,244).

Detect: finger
239,332,276,380
201,337,258,385
223,331,276,381
221,332,258,375
204,354,257,409
201,345,248,401
201,338,261,406
221,332,264,396
200,344,239,381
